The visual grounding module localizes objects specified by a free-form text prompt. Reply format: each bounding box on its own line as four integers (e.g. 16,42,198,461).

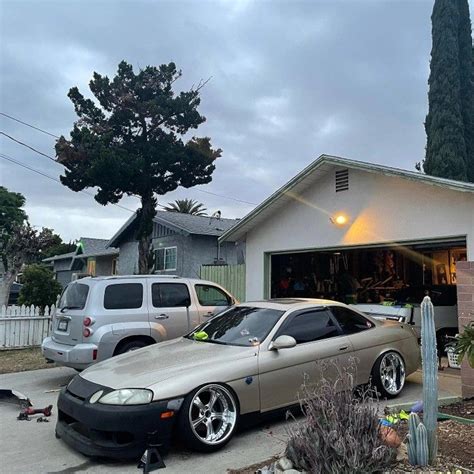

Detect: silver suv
41,275,236,370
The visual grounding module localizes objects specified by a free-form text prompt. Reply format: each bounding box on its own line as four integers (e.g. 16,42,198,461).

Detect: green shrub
18,264,62,311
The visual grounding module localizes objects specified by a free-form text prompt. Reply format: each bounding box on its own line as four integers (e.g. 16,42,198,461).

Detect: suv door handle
204,311,214,317
155,314,169,320
339,346,349,351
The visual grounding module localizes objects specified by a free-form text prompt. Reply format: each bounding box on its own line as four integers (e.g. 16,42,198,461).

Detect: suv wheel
115,340,149,355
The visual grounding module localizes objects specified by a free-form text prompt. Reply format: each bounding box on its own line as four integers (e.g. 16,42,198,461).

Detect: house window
111,257,118,275
87,258,96,276
155,246,177,271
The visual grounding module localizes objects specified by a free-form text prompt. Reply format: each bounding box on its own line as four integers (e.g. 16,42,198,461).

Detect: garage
220,155,474,397
270,239,466,304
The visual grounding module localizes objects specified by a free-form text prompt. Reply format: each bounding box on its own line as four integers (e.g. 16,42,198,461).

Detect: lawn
0,347,56,374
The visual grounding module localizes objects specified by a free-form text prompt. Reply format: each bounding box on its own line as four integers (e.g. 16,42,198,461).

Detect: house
219,153,474,398
43,237,119,287
107,211,243,278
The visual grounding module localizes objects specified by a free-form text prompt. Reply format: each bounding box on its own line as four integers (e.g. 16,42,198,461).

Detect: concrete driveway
0,366,461,473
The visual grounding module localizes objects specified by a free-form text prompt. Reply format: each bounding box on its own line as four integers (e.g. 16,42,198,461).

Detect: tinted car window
330,306,374,334
195,285,231,306
104,283,143,309
279,309,339,344
59,283,89,310
152,283,190,308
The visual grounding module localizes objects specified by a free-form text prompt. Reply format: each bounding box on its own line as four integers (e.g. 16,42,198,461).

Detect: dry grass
0,347,56,374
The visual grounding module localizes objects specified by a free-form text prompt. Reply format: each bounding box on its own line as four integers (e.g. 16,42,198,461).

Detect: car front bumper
56,375,182,460
41,337,97,370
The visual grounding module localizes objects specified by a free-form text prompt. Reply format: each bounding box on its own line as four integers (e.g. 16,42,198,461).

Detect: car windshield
187,306,284,347
59,282,89,310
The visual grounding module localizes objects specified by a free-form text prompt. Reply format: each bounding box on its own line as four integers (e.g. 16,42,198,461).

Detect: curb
385,396,461,412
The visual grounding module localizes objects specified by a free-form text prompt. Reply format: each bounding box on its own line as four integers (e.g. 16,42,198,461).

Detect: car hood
80,337,255,390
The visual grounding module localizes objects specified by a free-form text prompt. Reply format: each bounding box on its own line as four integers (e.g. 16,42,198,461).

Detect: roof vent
335,169,349,192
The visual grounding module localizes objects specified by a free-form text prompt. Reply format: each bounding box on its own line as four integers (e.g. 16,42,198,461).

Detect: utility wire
0,112,60,138
0,131,58,163
1,116,258,207
0,153,137,214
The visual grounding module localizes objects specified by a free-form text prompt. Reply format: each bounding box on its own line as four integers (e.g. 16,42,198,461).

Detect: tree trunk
136,192,157,274
0,270,17,307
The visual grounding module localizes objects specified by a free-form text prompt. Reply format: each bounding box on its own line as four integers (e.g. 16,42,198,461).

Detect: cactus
407,412,430,466
420,296,438,464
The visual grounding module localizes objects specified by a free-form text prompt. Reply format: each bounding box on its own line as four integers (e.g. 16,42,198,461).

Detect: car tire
115,340,149,355
178,383,239,452
371,351,406,399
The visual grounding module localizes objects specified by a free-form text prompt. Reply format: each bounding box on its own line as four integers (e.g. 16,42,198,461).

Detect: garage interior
270,239,467,306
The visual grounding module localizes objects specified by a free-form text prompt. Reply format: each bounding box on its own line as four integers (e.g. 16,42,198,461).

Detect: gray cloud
1,0,472,241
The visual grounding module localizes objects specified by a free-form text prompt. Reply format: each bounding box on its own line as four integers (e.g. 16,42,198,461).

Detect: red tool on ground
17,404,53,420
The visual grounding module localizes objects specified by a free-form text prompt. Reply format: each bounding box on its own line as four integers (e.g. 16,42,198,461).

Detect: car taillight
83,328,91,338
83,317,92,327
93,349,98,360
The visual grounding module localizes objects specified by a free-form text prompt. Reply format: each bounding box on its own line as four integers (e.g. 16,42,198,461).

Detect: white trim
154,246,177,272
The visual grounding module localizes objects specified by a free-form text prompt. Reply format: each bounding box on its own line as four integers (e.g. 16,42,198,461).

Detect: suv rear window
59,283,89,310
104,283,143,309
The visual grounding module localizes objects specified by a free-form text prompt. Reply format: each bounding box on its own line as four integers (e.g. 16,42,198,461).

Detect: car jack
137,433,166,473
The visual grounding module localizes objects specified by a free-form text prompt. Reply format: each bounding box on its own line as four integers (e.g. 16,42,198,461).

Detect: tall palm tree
163,198,207,216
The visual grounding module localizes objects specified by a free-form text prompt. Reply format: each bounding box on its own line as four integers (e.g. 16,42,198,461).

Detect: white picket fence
0,305,54,349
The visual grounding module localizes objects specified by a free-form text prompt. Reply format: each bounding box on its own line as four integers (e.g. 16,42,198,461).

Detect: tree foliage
56,60,221,273
423,0,474,182
164,198,207,215
18,264,62,310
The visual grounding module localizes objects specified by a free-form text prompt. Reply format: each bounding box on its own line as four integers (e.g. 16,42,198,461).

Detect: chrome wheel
379,352,405,396
189,384,237,446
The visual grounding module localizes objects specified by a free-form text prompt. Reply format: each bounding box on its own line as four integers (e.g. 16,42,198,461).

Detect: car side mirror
269,335,297,350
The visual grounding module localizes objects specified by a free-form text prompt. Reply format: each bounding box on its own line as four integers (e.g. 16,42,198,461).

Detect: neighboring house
108,211,243,278
43,237,119,287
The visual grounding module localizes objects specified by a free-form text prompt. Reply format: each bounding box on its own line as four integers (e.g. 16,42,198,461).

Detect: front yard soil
0,348,55,374
230,399,474,473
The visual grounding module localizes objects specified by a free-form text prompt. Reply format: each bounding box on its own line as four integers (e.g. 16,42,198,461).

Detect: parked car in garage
56,298,420,459
42,275,236,370
352,285,459,350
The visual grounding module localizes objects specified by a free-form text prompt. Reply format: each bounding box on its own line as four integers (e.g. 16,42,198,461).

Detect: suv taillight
83,317,92,327
83,328,91,338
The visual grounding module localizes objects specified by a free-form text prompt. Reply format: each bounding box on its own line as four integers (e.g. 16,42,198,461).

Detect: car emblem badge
245,376,253,385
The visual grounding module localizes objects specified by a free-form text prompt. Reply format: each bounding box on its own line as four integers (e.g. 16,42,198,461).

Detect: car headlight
94,388,154,405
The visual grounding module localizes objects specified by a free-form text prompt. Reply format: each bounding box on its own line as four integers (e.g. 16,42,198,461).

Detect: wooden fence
200,264,246,302
0,305,54,349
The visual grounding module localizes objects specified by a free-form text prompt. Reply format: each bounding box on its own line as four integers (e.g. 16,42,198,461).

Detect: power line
0,115,258,207
0,112,60,138
194,187,257,206
0,153,136,214
0,131,58,163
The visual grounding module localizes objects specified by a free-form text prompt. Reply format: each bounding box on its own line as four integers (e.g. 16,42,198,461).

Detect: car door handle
204,311,214,317
155,314,169,320
339,345,349,351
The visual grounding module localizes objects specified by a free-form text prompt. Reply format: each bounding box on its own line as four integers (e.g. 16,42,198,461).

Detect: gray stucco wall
56,270,74,287
117,240,139,275
95,256,115,276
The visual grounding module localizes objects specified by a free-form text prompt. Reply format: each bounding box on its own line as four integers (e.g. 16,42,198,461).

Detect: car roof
69,275,227,287
239,298,348,311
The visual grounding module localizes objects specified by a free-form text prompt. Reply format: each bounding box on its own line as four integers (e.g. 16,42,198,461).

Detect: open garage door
269,238,466,306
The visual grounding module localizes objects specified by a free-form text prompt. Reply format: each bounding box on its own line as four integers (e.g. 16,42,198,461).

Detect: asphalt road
0,366,461,473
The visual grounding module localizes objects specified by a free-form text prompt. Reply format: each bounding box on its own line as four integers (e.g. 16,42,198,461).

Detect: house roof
219,154,474,243
43,237,118,263
107,210,240,248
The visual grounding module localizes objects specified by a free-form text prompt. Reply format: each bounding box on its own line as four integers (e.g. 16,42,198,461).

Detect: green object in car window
193,331,209,341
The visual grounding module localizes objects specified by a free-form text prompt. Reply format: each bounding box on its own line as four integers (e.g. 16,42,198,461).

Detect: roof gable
219,154,474,243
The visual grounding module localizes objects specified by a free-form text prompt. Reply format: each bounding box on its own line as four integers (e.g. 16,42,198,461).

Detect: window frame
194,284,232,307
274,307,343,345
154,246,177,272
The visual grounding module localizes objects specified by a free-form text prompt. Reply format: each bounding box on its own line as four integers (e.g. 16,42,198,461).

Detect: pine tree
424,0,474,182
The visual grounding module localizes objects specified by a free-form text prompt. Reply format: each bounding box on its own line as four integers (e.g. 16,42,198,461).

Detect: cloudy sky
1,0,472,242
